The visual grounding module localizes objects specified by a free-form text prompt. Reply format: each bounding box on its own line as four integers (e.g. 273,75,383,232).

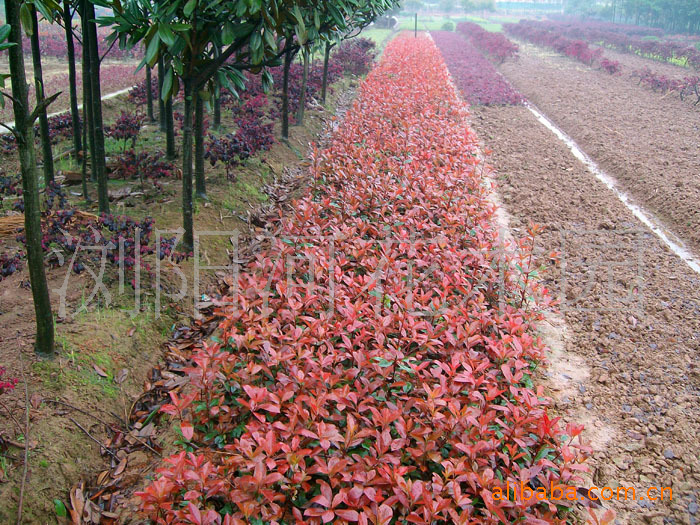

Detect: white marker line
527,102,700,276
0,85,135,134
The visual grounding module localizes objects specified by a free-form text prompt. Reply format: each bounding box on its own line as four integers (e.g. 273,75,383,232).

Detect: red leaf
180,421,194,441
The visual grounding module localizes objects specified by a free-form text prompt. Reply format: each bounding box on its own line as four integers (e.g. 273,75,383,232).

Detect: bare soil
499,41,700,257
470,104,700,524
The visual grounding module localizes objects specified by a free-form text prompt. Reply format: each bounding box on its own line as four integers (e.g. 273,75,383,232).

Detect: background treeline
565,0,700,35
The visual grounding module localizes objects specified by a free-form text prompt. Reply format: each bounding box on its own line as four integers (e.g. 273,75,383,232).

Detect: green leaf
145,34,161,68
53,499,67,518
263,27,276,49
261,69,273,93
161,68,174,101
34,1,58,24
19,3,33,37
0,25,11,43
157,24,177,47
221,22,234,45
250,31,262,53
534,447,553,462
183,0,197,18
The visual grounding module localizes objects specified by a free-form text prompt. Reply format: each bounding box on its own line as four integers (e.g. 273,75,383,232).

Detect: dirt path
470,104,700,524
498,42,700,258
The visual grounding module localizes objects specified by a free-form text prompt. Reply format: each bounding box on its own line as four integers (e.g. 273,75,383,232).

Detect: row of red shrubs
456,22,519,64
523,18,700,70
505,21,621,75
137,34,589,524
432,31,523,106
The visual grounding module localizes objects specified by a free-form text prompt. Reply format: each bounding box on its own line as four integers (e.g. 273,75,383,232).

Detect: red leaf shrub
504,22,605,68
333,37,377,76
0,366,18,394
111,149,179,190
0,252,22,281
456,22,519,64
107,111,144,149
138,35,587,524
599,58,621,75
432,31,523,106
128,76,160,106
205,94,275,180
516,18,700,70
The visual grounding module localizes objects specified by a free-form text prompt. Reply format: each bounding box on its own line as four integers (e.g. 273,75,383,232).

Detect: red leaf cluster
632,67,700,105
432,31,523,106
138,35,587,524
504,22,605,67
456,22,519,64
514,18,700,70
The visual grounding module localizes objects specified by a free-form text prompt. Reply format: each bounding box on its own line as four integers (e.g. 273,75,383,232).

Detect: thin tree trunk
158,57,166,131
81,85,90,202
321,41,332,105
181,80,194,251
213,43,221,130
81,1,96,183
86,0,109,213
63,0,82,158
145,64,155,122
213,91,221,130
80,23,91,203
165,95,175,159
30,5,54,186
281,48,293,141
194,93,205,198
5,0,54,358
296,47,310,125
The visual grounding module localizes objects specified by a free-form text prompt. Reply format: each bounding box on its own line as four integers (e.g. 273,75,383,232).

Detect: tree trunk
158,56,166,131
63,0,82,158
194,93,206,198
5,0,54,358
213,91,221,130
281,47,293,141
321,41,332,105
81,1,96,184
213,43,221,130
181,80,194,251
30,5,54,186
145,64,155,122
296,47,310,125
86,0,109,213
165,95,176,159
81,83,90,202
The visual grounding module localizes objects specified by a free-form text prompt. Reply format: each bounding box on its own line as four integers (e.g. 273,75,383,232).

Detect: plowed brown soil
499,42,700,257
471,104,700,524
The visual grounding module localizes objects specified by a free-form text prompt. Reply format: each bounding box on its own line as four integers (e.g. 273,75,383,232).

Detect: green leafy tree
60,0,82,162
25,1,58,185
3,4,57,357
102,0,318,250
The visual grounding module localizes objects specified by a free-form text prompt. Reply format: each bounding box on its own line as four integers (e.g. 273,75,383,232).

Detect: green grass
463,15,503,32
359,28,393,45
395,14,503,33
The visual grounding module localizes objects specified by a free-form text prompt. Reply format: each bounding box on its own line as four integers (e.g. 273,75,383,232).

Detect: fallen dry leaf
115,369,128,385
93,365,108,378
113,457,128,477
30,392,42,410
